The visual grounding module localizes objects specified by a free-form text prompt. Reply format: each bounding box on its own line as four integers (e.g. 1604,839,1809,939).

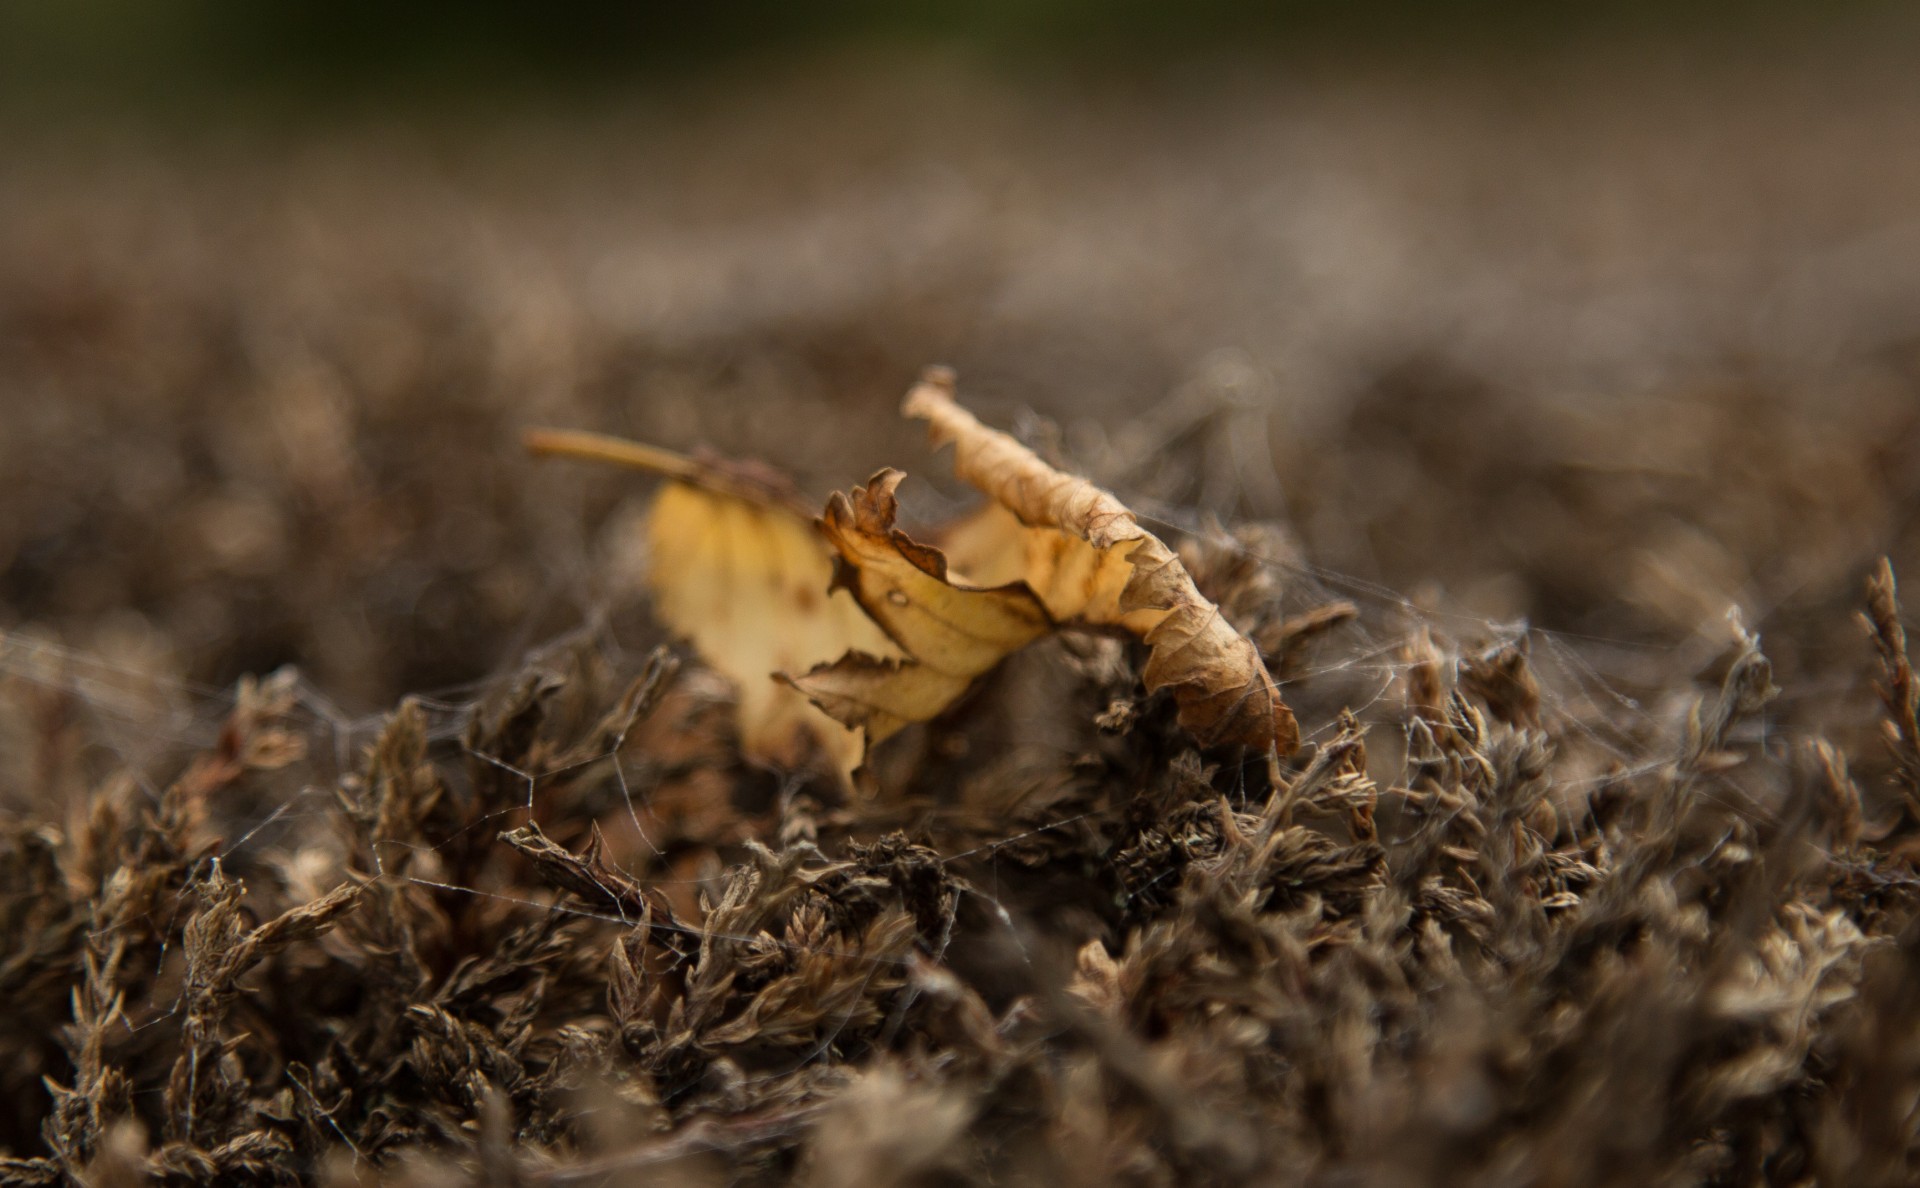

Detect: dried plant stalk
1862,557,1920,805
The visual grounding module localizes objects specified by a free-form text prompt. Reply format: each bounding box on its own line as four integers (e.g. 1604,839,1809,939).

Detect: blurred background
2,0,1918,741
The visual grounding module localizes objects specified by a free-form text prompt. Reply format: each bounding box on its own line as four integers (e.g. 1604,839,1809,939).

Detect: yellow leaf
937,500,1157,632
524,428,894,775
528,370,1297,781
789,371,1295,758
781,470,1051,748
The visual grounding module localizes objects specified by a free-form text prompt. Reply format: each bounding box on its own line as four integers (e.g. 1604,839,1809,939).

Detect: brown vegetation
4,50,1920,1186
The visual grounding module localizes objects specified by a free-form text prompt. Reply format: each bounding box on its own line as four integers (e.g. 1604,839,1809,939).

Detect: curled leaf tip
902,371,1297,755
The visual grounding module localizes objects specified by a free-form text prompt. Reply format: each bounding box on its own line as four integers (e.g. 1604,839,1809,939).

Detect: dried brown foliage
1,499,1918,1185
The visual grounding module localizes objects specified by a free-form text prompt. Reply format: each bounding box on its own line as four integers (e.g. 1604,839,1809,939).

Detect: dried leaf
525,429,897,773
529,375,1295,776
892,368,1295,752
937,500,1156,631
780,471,1051,747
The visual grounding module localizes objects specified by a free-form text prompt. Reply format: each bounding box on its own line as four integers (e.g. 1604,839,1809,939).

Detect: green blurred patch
1,0,1908,110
